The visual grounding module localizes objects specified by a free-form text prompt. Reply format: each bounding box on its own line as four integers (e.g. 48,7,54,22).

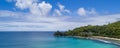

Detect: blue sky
0,0,120,31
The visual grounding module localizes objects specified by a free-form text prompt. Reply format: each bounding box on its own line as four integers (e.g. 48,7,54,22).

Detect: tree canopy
54,21,120,38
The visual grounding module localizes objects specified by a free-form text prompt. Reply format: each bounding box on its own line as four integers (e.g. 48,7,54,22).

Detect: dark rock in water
54,31,66,36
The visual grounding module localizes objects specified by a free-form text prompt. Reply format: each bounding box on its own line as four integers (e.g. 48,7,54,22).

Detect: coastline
72,36,120,46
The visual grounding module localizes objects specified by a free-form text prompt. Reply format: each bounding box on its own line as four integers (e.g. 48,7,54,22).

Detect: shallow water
0,32,119,48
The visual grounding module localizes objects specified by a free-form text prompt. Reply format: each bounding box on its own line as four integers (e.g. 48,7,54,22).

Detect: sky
0,0,120,31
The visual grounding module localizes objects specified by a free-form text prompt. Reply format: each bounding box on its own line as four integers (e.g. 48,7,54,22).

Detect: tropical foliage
54,21,120,38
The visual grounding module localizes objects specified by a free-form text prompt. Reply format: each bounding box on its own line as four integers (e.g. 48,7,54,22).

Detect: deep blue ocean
0,31,120,48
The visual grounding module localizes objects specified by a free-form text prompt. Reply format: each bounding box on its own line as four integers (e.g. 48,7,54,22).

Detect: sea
0,31,120,48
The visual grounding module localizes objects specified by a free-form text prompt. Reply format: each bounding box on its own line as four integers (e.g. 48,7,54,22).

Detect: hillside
54,21,120,38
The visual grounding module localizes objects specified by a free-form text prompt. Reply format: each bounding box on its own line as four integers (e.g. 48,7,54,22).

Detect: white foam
97,39,111,43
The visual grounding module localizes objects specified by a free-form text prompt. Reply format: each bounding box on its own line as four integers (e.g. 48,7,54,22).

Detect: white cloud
58,3,65,11
0,20,82,31
53,3,70,16
15,0,52,16
88,8,97,15
0,10,28,19
6,0,13,2
77,8,86,16
58,3,70,13
77,8,97,16
38,1,52,16
0,0,119,31
54,9,62,16
15,0,37,9
0,10,120,31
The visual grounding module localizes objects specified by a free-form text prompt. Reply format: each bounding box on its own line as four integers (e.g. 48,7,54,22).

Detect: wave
97,39,111,43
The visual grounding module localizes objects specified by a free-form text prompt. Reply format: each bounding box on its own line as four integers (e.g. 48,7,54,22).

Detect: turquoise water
0,32,119,48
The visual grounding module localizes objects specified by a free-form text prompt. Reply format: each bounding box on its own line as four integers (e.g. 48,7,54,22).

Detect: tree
54,21,120,38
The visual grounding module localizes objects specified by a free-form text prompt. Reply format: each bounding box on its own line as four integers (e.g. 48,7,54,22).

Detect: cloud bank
0,0,119,31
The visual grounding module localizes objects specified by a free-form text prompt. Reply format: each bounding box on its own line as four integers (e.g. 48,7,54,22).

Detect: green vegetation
54,21,120,38
54,31,67,36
